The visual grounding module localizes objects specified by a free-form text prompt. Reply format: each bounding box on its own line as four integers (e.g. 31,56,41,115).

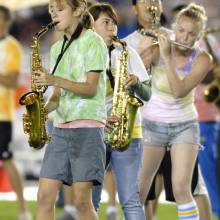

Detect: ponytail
63,0,93,28
80,10,93,29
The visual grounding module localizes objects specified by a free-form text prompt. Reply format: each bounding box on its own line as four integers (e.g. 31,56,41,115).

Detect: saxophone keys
22,114,31,133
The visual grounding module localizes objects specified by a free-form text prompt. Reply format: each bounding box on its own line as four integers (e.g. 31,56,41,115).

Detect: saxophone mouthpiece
112,35,119,41
112,36,127,48
47,22,59,29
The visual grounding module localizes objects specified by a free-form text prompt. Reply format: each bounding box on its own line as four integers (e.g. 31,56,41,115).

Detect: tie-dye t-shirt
0,36,22,121
50,29,108,124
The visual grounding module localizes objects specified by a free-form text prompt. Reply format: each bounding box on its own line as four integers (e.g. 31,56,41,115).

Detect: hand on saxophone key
124,74,139,89
105,115,120,133
34,70,56,86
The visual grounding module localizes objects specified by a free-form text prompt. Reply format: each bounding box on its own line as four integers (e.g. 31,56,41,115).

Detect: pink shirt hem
54,119,105,128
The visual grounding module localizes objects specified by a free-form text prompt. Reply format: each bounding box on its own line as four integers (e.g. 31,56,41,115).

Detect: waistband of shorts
142,118,198,127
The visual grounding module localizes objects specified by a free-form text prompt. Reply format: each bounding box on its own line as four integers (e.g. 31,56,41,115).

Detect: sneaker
106,210,119,220
57,210,79,220
17,211,33,220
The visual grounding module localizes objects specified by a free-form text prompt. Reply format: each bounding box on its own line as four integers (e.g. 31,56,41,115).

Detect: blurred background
0,0,219,219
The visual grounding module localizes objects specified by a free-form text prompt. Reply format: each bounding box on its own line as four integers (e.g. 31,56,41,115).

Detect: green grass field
0,201,218,220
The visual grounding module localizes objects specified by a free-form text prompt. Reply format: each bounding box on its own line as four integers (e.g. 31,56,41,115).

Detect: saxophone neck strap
51,23,84,75
42,24,83,93
107,44,115,89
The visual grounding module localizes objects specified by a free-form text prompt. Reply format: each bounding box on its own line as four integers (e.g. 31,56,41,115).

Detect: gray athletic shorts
40,127,106,186
142,119,201,149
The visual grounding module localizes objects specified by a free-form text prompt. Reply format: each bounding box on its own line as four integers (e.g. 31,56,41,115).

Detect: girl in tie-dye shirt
34,1,108,220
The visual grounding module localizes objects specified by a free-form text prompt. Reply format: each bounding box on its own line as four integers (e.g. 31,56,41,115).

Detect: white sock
64,205,78,217
106,205,117,214
152,216,158,220
177,201,199,220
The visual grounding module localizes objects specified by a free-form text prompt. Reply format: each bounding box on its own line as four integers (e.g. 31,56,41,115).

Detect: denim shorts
40,127,106,185
142,119,201,149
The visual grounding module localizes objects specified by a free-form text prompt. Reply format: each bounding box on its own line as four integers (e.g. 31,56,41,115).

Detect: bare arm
45,87,61,113
158,29,212,98
140,44,159,69
0,71,19,89
34,70,101,97
163,52,212,98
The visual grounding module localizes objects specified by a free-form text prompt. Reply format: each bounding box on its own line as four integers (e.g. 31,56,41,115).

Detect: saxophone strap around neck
51,23,84,75
107,44,115,89
42,23,83,93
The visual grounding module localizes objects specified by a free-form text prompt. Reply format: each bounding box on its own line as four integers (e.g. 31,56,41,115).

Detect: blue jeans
92,184,102,211
92,138,145,220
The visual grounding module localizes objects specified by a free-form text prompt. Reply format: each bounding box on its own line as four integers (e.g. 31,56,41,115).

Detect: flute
144,31,193,50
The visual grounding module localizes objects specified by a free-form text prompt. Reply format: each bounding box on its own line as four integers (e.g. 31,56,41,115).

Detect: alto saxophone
108,37,143,151
19,22,55,149
148,3,160,31
203,27,220,107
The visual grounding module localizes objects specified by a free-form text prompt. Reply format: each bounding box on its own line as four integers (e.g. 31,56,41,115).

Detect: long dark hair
88,2,118,25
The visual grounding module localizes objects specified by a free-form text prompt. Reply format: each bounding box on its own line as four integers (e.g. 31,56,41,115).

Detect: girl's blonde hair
176,3,207,31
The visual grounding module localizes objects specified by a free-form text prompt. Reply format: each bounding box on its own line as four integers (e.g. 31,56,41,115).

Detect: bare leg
57,185,79,219
171,144,199,219
104,169,117,206
3,159,27,213
73,182,99,220
152,174,163,214
144,201,153,220
139,146,165,204
171,144,198,204
63,185,74,204
104,169,119,220
194,194,212,220
37,178,62,220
